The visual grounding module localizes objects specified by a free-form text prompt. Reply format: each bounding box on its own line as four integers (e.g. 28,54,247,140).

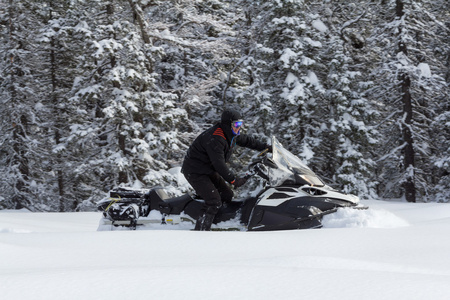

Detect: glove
266,144,273,153
232,177,248,188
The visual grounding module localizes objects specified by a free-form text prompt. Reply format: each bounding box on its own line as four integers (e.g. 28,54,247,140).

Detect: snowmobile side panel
181,199,204,221
239,197,259,224
247,197,332,231
212,201,244,224
247,206,323,231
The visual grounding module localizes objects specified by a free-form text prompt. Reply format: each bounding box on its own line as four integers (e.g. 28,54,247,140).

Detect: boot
194,213,215,231
194,214,204,231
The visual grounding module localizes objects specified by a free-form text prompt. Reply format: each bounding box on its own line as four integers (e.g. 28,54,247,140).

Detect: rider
181,108,271,231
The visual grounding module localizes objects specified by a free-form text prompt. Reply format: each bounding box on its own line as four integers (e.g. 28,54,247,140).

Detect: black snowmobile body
97,137,366,231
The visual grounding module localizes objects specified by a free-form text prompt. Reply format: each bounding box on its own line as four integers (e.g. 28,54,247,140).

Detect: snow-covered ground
1,200,450,300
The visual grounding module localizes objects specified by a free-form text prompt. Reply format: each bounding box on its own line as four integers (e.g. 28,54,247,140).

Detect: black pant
184,172,234,216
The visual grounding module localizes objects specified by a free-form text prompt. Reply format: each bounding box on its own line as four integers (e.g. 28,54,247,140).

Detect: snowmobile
97,137,367,231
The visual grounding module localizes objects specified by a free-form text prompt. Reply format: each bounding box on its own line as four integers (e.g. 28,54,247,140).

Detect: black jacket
181,123,268,183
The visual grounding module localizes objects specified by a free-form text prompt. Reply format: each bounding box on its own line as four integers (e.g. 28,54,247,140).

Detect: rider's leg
184,173,222,231
209,172,234,204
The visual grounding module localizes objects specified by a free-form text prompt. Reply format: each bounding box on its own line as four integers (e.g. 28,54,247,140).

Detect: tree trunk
127,0,153,73
9,1,30,209
400,73,416,202
127,0,151,44
12,119,30,209
118,131,128,184
50,32,66,211
396,0,416,202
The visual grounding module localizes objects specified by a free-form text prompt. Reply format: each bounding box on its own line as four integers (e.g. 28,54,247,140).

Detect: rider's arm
236,134,270,151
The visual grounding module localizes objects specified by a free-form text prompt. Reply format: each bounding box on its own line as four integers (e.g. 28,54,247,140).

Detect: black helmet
221,108,242,125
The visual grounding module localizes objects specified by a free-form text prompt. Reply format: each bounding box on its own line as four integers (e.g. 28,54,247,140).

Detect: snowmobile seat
145,188,170,213
144,188,194,215
164,194,194,214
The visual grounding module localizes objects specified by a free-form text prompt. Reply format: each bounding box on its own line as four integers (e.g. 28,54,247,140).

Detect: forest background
1,0,449,212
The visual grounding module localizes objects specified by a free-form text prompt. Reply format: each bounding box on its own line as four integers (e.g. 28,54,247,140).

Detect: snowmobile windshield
268,137,325,187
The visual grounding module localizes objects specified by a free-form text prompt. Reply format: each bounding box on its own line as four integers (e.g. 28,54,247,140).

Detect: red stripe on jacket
213,128,226,140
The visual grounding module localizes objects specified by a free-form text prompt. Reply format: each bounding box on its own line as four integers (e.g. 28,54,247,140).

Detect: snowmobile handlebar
257,147,271,157
245,153,277,182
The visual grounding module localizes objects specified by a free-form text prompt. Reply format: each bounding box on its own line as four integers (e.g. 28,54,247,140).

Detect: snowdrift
1,200,450,300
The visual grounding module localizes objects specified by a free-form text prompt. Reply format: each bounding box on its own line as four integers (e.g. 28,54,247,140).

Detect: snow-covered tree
236,0,323,155
0,1,64,210
1,0,449,211
233,1,379,198
311,2,380,198
0,1,31,209
67,1,186,199
366,0,450,202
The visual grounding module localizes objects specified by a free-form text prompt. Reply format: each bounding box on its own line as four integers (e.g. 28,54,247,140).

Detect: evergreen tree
236,1,378,198
312,1,379,198
1,0,449,211
0,1,33,209
426,0,450,202
35,0,89,211
239,0,323,154
0,0,51,210
68,0,186,200
367,0,450,202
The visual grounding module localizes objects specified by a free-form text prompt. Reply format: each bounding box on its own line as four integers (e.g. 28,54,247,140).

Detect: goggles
232,120,244,128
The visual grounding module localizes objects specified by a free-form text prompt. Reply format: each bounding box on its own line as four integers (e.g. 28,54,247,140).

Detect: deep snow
1,200,450,300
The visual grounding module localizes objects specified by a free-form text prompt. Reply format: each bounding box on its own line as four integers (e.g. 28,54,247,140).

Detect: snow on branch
339,11,367,37
376,142,407,162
